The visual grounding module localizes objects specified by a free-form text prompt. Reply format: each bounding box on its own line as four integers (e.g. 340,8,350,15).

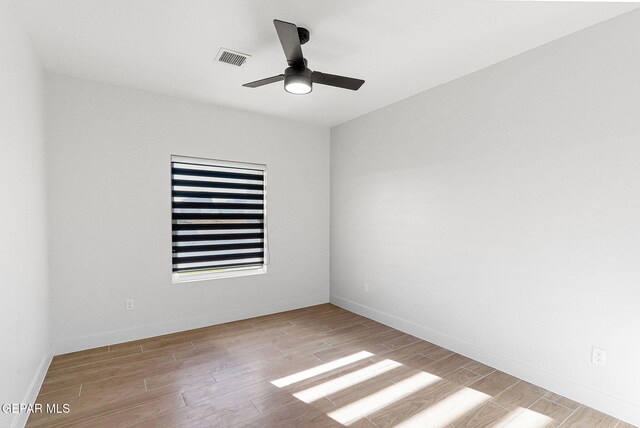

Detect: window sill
172,265,267,284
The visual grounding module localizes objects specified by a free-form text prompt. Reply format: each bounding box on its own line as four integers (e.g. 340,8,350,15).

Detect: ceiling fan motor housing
284,66,312,94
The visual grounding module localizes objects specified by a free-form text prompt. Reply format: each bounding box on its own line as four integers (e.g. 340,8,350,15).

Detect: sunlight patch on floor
293,359,403,403
270,347,561,427
395,387,490,427
328,371,441,425
271,351,373,388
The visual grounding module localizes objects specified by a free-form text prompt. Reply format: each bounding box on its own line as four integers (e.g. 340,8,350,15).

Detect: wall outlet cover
592,347,606,366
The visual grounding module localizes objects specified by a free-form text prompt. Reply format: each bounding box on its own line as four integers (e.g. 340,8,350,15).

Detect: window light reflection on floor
294,359,403,403
271,348,562,427
271,350,373,388
395,387,490,427
328,371,441,425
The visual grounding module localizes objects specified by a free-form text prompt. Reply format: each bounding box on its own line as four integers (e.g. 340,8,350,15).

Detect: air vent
215,48,250,67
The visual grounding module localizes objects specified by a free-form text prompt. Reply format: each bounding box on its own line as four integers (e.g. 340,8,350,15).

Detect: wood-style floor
28,304,634,427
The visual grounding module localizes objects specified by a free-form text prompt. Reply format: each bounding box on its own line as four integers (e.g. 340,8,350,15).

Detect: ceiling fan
243,19,365,95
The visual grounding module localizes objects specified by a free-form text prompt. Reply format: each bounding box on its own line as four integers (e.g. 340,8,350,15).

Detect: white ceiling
14,0,639,127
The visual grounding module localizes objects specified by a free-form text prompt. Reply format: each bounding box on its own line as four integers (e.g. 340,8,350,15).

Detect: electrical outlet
592,347,606,366
364,282,369,293
125,299,134,311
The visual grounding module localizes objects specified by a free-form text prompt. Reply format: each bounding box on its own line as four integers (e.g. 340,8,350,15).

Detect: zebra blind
171,156,266,279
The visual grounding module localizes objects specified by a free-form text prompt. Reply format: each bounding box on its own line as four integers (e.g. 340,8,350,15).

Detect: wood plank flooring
28,304,635,427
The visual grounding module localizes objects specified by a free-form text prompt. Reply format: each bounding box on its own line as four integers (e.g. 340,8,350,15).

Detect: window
171,155,267,283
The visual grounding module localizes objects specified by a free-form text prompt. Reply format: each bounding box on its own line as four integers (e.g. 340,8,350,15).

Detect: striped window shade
171,155,268,282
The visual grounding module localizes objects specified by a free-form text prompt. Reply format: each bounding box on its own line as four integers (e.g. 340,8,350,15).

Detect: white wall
0,1,50,427
331,8,640,425
45,74,329,353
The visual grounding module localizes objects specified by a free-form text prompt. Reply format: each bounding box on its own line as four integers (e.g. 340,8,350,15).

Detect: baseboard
11,346,53,428
52,293,328,355
330,294,640,426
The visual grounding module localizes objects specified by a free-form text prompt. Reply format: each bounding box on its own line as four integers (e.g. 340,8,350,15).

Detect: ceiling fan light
285,80,312,94
284,67,312,94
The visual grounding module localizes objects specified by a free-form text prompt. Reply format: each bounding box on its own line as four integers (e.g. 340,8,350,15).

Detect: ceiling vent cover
215,48,250,67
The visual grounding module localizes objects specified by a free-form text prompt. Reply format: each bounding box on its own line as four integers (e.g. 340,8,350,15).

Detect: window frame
170,155,268,284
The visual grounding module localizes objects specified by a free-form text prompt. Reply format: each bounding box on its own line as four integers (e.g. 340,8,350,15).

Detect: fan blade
273,19,304,66
242,74,285,88
312,72,364,91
